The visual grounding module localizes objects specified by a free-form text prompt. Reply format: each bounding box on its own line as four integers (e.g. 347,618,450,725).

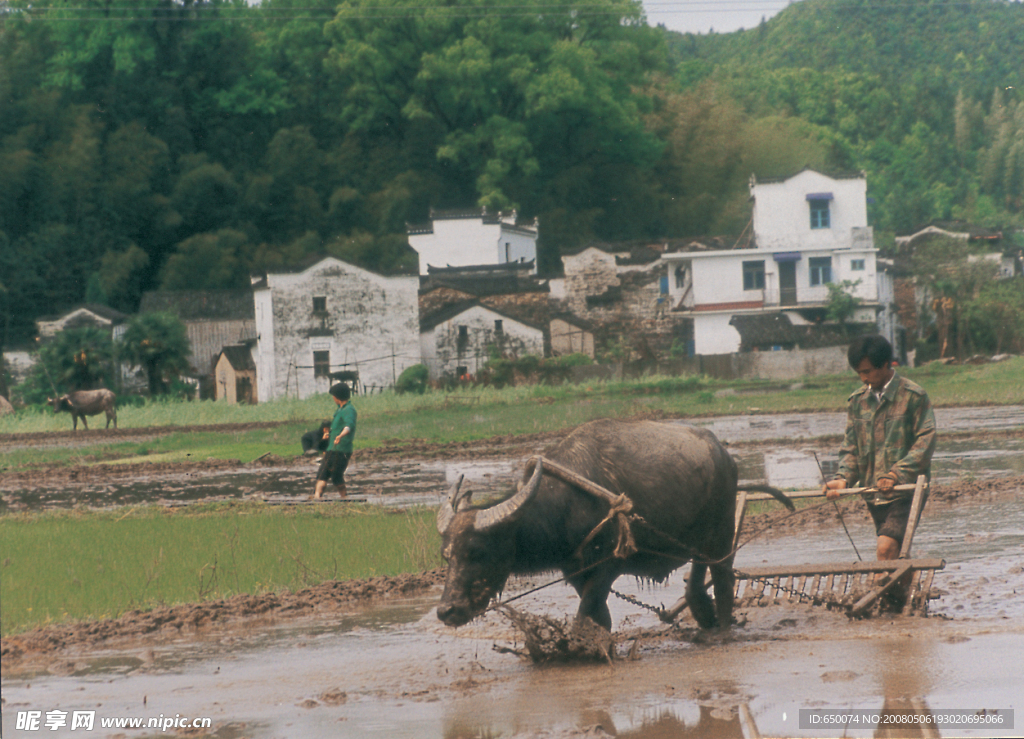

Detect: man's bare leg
313,479,328,500
335,484,347,499
877,534,910,608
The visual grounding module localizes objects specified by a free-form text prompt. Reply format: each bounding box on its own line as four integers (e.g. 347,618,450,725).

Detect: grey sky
642,0,798,35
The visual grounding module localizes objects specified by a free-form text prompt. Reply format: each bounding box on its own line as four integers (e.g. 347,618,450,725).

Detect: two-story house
662,169,880,355
251,256,420,400
406,208,538,275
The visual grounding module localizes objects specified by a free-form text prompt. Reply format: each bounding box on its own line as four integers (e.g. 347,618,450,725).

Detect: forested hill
2,0,1023,347
668,0,1024,234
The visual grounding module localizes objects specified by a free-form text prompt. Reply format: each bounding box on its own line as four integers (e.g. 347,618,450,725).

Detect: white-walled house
252,256,420,400
420,301,545,380
662,169,880,355
407,208,538,276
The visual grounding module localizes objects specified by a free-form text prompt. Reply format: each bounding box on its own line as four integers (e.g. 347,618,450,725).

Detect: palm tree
119,313,192,396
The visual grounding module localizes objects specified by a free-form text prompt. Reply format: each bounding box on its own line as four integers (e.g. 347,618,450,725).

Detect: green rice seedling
0,502,444,636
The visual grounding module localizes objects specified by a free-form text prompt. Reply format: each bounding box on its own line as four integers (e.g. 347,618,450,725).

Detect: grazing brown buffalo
436,419,794,631
50,389,117,430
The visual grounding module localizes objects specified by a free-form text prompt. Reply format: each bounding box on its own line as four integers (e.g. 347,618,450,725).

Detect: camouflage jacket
835,374,936,504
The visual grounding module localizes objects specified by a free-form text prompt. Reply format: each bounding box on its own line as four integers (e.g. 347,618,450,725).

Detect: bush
396,364,429,394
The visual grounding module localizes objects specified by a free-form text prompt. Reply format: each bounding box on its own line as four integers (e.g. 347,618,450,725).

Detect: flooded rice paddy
2,407,1023,738
3,407,1024,512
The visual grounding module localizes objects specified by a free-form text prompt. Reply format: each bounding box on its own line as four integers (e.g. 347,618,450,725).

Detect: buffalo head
435,459,544,626
49,395,71,413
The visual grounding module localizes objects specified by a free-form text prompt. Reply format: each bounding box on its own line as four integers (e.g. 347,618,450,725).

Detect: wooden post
733,490,748,550
899,475,928,559
850,562,912,616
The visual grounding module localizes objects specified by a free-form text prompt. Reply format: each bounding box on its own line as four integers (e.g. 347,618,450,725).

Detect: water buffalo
50,389,117,430
436,419,794,631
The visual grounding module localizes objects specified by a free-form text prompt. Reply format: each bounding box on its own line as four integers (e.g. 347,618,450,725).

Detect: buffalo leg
79,415,88,431
687,561,717,629
710,559,735,628
572,570,618,631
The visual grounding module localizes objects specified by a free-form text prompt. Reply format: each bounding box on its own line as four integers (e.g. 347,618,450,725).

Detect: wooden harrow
732,475,944,617
529,456,944,621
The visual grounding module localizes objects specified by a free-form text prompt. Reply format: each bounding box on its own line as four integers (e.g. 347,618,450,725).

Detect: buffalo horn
436,474,468,535
473,457,544,532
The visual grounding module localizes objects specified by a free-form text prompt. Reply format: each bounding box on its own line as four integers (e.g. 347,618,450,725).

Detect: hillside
666,0,1024,235
2,0,1023,348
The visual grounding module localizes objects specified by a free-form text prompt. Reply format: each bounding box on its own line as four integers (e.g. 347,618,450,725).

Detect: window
313,351,330,377
505,243,511,262
674,265,687,289
809,199,830,229
809,257,832,286
457,325,469,353
743,260,765,291
312,296,327,313
851,258,865,271
494,320,503,334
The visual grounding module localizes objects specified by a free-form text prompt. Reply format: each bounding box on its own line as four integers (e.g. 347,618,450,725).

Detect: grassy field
1,359,1022,636
2,357,1023,471
0,502,443,636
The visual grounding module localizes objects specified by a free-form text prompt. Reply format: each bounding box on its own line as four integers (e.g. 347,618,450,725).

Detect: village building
35,304,128,341
890,222,1020,357
419,300,545,380
251,255,420,400
139,289,256,396
212,345,258,404
407,208,538,276
548,242,690,359
662,169,881,356
549,313,596,358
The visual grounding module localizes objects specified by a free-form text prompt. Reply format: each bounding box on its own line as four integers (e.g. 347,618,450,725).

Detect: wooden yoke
525,456,638,560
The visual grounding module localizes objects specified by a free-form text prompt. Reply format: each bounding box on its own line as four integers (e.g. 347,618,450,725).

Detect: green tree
118,313,192,396
912,235,999,359
160,229,252,290
964,277,1024,354
41,327,116,392
825,279,862,324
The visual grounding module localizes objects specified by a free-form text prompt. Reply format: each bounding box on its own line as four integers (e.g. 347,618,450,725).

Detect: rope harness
492,456,867,620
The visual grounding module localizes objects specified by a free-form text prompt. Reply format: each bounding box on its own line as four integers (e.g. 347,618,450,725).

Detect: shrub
396,364,429,394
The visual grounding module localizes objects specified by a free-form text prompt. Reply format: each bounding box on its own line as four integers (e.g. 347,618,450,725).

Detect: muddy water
4,406,1024,512
3,489,1023,737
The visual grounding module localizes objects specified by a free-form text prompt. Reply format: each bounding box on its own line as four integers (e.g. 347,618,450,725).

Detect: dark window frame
809,256,833,286
809,199,830,229
313,350,330,377
742,260,766,291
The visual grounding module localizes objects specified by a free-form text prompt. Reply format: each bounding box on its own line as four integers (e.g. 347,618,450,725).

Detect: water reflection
873,638,939,739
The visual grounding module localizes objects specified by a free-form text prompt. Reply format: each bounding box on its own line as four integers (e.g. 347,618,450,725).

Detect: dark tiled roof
752,166,866,185
419,299,544,333
729,313,875,350
896,221,1003,242
37,303,128,324
216,345,255,371
250,253,418,280
421,262,545,297
140,290,255,321
407,207,536,235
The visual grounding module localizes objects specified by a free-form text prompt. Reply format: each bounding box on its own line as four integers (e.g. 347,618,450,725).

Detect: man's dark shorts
866,493,924,544
316,451,351,486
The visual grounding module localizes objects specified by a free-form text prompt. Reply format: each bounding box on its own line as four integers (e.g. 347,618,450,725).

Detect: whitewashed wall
409,219,537,275
752,170,868,251
254,258,420,400
421,305,544,380
693,313,743,355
